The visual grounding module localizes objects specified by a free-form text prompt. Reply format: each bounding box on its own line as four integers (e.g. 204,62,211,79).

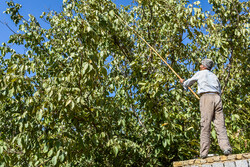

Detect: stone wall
173,153,250,167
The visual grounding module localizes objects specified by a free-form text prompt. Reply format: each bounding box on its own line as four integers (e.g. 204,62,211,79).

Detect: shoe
223,150,232,156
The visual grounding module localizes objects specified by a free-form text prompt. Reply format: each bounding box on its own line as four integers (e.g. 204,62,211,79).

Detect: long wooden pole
115,13,200,100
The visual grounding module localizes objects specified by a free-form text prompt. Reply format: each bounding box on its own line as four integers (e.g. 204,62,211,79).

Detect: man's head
200,59,214,71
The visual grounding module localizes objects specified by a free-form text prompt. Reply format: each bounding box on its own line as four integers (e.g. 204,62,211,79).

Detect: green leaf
0,146,3,154
59,153,65,162
162,139,167,148
66,99,71,106
101,67,107,77
52,155,58,166
82,62,89,74
87,26,92,32
17,138,22,147
43,145,49,153
211,129,216,139
58,92,62,101
37,110,43,120
48,149,53,157
109,10,115,17
11,78,18,82
113,146,119,157
138,82,146,86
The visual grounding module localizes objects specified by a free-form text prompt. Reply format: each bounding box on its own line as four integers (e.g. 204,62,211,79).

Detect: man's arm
180,72,200,90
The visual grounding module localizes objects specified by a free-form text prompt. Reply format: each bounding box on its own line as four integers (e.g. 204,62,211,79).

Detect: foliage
0,0,249,166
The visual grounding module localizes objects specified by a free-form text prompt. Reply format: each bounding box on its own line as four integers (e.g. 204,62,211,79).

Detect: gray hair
201,59,214,70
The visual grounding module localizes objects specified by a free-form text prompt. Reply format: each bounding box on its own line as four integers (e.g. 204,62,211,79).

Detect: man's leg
213,95,232,153
200,94,215,158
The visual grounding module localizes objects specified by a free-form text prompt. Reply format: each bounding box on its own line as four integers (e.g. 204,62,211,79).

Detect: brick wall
173,153,250,167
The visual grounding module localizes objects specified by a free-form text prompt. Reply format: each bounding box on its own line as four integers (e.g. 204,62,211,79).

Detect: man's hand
180,78,185,84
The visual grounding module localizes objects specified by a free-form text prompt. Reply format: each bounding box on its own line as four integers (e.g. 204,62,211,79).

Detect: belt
200,92,220,96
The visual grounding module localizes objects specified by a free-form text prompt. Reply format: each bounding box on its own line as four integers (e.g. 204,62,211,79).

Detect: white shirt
183,70,221,95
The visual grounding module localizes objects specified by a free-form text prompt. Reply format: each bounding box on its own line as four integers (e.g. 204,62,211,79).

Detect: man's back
183,70,221,95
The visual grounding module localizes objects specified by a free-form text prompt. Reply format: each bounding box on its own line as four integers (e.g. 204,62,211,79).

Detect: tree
0,0,249,166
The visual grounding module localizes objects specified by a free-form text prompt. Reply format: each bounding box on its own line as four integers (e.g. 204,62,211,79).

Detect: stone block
194,159,201,165
207,157,214,163
188,159,196,165
242,153,250,159
173,161,183,167
173,153,250,167
200,159,207,164
235,160,248,167
236,154,243,160
201,164,212,167
194,159,201,164
228,155,236,161
183,160,189,166
220,155,228,161
213,156,220,162
212,162,223,167
224,161,236,167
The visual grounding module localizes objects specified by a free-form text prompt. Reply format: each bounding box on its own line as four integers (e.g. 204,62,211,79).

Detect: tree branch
36,158,51,167
0,20,17,34
130,104,147,133
222,49,234,94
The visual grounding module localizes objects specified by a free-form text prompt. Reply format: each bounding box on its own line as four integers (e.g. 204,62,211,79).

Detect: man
180,59,232,159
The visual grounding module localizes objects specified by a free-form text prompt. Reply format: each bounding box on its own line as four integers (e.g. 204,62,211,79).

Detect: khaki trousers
200,94,232,157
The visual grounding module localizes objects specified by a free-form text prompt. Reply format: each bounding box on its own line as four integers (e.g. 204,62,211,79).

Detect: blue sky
0,0,212,55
